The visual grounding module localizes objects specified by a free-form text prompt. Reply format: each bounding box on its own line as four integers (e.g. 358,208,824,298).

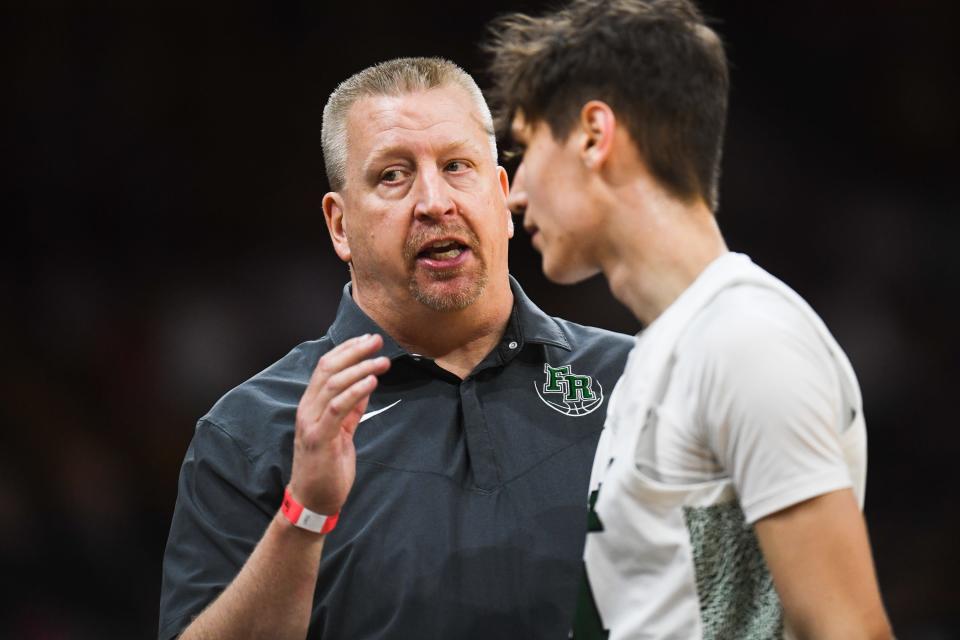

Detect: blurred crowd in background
3,1,958,637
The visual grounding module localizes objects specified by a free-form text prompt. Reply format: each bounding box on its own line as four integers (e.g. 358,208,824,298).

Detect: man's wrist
281,486,339,535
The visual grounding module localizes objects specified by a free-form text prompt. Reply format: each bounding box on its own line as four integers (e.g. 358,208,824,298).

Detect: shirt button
507,341,518,350
411,353,422,361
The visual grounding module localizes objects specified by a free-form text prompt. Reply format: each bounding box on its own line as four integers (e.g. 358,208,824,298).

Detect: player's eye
502,146,524,178
445,160,470,173
502,145,525,163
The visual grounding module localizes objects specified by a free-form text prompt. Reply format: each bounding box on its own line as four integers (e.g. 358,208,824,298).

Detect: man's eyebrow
363,138,485,172
363,145,407,167
360,144,414,179
439,138,484,155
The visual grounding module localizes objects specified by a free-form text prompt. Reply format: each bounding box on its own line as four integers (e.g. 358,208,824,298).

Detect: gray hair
321,57,498,191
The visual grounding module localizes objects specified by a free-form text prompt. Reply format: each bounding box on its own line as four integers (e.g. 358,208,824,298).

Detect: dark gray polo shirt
159,277,633,639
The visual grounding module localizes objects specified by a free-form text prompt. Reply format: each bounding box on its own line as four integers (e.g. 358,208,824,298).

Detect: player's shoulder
199,336,335,455
675,283,833,388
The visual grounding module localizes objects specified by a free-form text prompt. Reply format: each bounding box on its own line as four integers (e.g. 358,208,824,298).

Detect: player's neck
601,190,727,327
354,276,514,379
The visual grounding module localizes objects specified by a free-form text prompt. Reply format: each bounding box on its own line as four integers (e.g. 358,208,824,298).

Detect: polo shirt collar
326,285,408,360
326,275,572,359
505,275,571,351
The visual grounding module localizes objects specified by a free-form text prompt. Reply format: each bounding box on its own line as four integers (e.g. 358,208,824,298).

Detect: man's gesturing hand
289,333,391,516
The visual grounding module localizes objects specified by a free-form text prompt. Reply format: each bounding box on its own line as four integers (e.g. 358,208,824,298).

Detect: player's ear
579,100,616,170
322,191,352,263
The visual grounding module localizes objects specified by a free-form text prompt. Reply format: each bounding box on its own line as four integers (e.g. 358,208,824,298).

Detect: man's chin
409,274,487,312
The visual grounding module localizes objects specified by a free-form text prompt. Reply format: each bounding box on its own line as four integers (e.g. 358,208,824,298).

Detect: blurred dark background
2,0,958,637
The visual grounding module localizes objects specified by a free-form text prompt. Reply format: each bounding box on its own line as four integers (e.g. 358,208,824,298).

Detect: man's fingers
306,333,384,393
296,334,392,453
302,355,390,422
320,374,379,433
312,334,383,381
322,357,391,402
297,372,377,447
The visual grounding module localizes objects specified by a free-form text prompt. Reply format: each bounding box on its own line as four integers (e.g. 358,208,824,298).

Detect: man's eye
445,160,469,172
380,169,403,183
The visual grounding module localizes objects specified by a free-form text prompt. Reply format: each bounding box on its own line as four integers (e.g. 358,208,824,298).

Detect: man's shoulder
549,316,634,370
552,316,634,348
199,336,335,454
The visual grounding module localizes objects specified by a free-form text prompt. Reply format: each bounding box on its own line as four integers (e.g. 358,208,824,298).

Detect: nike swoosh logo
360,399,401,423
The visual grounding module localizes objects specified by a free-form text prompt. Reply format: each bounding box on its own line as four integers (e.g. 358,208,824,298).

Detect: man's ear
322,191,352,263
579,100,616,170
497,165,514,239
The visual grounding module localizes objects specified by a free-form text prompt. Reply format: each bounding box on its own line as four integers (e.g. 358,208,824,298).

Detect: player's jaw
522,214,543,253
513,187,568,280
526,207,600,285
510,176,550,258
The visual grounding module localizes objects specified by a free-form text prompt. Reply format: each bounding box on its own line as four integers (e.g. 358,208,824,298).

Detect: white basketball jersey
575,253,866,640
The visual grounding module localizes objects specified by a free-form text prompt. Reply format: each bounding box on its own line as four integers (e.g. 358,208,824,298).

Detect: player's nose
507,165,528,217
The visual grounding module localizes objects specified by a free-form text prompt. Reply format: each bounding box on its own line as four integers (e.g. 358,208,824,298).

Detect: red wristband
281,486,339,535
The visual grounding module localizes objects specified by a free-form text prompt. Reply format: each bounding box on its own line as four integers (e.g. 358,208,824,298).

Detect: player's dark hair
484,0,729,211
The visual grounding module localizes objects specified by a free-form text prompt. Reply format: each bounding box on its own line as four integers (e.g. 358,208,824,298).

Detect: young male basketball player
486,1,893,637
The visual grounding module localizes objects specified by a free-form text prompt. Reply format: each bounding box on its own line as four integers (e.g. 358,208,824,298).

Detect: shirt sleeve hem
158,612,193,640
743,470,853,524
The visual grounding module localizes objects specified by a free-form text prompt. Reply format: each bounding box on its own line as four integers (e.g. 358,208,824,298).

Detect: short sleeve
158,419,278,640
693,288,853,524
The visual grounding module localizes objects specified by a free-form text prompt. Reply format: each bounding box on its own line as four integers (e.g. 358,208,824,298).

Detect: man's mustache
403,224,482,263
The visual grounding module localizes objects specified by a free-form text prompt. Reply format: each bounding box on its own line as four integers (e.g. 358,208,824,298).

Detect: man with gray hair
158,57,632,639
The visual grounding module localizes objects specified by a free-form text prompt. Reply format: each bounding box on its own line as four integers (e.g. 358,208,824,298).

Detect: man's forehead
349,87,487,140
342,87,494,175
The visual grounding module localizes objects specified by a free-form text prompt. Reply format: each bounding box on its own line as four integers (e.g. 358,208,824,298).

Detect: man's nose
413,167,455,221
506,163,528,216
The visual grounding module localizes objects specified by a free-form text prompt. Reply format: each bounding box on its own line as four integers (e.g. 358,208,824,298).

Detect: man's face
330,86,511,312
508,113,602,284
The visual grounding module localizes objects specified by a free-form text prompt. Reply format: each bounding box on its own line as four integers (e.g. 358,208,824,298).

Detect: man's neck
353,278,514,379
599,186,727,327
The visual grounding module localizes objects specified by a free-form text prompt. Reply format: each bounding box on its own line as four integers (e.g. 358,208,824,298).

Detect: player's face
332,86,512,312
507,113,602,284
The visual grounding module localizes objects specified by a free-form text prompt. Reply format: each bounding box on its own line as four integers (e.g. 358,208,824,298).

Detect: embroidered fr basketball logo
535,363,604,416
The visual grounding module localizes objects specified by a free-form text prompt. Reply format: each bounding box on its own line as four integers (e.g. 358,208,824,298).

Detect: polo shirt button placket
459,377,501,491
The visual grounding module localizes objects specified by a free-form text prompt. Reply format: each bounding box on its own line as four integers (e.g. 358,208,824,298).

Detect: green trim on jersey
572,489,610,639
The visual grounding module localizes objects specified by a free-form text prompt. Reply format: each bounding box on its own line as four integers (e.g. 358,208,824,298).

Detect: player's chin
542,251,597,286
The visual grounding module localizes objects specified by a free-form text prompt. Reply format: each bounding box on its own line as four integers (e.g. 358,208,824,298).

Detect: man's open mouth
417,239,469,261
